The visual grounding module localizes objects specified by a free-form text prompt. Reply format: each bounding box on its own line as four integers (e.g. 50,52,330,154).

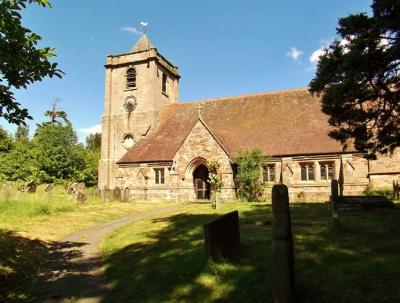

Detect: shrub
233,149,270,201
363,184,393,199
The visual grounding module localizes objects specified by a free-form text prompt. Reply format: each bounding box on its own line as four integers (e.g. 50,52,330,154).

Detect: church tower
98,34,180,189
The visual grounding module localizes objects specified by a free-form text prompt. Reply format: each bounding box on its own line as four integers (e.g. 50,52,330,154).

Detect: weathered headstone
3,182,13,202
17,183,26,192
271,184,294,303
68,182,78,195
93,187,101,198
393,181,400,200
101,186,110,202
112,187,121,201
26,180,37,193
330,179,340,228
74,183,87,203
44,184,53,200
122,187,130,201
44,184,53,193
204,211,240,262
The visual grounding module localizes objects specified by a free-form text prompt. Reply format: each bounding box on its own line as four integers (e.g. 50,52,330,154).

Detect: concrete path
32,205,180,303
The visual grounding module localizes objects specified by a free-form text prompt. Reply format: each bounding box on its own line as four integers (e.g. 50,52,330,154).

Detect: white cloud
286,47,303,62
121,26,142,35
80,124,102,135
309,47,326,65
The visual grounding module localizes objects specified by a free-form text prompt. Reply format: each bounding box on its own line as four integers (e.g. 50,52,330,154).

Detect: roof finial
195,103,204,120
140,21,148,35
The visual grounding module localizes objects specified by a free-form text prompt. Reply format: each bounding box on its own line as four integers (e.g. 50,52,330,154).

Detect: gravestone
17,183,26,192
113,187,121,201
44,184,53,200
74,183,87,203
44,184,53,193
122,187,130,201
26,180,37,193
68,182,78,195
101,186,110,202
94,187,101,198
330,179,340,228
393,181,400,200
3,182,13,202
203,211,240,262
271,184,295,303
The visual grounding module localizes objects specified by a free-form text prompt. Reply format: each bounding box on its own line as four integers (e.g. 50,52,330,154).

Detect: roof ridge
165,87,310,107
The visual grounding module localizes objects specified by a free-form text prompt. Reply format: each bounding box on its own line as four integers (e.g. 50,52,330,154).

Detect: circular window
124,96,137,112
122,134,135,150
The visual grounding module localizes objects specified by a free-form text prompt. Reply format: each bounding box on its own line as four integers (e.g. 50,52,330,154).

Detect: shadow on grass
0,229,48,302
103,207,273,303
103,203,400,303
0,228,112,303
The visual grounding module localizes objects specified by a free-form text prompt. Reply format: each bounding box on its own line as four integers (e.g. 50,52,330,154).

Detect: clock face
124,96,137,112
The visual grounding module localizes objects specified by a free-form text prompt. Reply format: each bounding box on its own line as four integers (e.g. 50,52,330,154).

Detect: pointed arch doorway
193,164,211,200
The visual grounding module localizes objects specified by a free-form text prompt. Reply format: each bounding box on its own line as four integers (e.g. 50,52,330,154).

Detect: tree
32,123,85,182
0,126,13,152
85,133,101,151
309,0,400,155
0,0,63,125
14,125,29,141
44,98,69,125
233,149,270,201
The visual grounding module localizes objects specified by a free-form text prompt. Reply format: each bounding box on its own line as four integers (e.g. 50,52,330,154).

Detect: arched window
126,67,136,89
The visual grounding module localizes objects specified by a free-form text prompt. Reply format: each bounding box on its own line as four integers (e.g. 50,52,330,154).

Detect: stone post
271,184,294,303
330,179,340,228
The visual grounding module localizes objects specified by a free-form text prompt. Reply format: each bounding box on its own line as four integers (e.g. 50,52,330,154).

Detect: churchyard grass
102,201,400,303
0,184,181,302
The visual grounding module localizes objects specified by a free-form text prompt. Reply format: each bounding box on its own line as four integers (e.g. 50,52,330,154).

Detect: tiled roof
117,88,346,164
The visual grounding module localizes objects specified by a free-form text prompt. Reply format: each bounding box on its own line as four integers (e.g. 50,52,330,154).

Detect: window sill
124,88,137,92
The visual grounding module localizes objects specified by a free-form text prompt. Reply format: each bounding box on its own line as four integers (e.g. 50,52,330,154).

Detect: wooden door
195,178,207,199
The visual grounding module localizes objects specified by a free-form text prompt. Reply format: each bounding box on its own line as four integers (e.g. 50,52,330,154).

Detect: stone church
98,34,400,201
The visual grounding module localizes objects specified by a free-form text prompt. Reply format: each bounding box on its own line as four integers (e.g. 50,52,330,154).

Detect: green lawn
102,202,400,303
0,184,180,302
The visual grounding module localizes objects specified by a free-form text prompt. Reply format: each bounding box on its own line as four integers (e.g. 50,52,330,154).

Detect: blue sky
2,0,372,141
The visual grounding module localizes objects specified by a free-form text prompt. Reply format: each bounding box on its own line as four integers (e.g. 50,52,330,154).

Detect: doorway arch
193,164,210,200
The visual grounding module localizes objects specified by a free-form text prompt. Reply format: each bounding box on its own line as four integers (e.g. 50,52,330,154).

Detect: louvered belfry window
126,67,136,89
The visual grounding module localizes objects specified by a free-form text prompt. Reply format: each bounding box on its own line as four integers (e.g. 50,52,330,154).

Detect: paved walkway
32,206,181,303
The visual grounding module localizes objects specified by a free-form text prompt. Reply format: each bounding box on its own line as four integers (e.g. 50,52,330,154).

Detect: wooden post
331,180,340,228
271,184,294,303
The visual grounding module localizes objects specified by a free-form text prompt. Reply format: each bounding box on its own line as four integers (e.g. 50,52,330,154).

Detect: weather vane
140,21,148,34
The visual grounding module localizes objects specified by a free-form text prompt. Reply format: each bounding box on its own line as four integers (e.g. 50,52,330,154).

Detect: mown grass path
31,205,182,303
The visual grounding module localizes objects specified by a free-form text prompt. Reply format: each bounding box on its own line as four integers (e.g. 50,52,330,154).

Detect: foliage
0,126,13,152
32,123,86,182
363,184,393,199
309,0,400,155
207,159,223,193
85,132,101,151
0,0,63,125
0,138,38,181
233,148,270,201
75,149,100,186
14,125,29,141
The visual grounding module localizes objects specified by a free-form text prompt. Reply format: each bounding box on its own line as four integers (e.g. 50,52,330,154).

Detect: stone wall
173,119,236,201
368,150,400,189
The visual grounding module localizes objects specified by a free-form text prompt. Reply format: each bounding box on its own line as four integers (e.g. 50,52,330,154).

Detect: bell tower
99,34,180,189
